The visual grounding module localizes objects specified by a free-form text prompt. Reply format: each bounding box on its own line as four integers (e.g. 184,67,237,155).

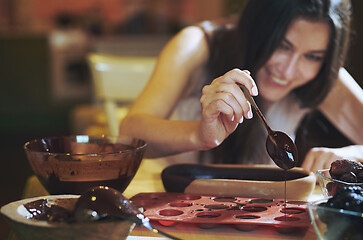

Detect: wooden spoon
240,85,297,170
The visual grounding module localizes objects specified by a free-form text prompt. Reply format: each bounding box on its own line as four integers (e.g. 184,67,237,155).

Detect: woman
119,0,363,173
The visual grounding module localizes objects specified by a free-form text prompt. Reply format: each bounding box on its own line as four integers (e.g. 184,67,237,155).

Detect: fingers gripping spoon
240,85,297,170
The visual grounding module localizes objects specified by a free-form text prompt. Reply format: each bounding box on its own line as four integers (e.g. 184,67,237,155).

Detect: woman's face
256,18,330,102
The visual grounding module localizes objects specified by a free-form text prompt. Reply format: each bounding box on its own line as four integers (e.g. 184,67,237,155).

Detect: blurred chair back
88,53,156,136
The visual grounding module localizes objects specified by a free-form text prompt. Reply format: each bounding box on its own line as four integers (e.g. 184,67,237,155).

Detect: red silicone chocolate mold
131,192,310,233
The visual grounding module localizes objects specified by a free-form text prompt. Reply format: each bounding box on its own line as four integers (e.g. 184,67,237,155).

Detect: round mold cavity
196,211,222,218
158,220,178,227
235,223,259,232
169,202,192,207
280,207,305,214
159,209,184,216
176,194,201,200
203,204,229,210
235,215,260,220
249,198,274,204
212,196,237,202
242,206,267,212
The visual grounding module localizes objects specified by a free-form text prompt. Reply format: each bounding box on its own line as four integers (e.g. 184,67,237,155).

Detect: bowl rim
316,169,363,186
1,195,135,230
1,195,80,227
307,197,363,218
24,135,147,156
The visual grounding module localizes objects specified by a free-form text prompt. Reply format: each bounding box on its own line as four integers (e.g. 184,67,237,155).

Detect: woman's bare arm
318,68,363,144
302,68,363,173
119,26,210,157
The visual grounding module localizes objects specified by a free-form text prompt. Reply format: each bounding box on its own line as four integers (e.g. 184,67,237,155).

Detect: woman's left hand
301,145,363,173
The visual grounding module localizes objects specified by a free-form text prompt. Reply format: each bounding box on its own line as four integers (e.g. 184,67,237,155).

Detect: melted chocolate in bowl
22,187,181,240
22,187,140,223
23,198,74,222
39,174,134,195
24,136,146,195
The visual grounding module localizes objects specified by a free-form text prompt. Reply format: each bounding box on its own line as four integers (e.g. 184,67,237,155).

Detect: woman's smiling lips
269,75,289,87
271,76,288,86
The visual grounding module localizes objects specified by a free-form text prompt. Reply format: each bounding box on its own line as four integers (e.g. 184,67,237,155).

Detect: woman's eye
278,43,290,50
305,54,323,62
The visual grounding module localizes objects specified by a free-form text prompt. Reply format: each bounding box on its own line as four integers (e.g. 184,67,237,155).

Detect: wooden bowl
1,195,135,240
162,164,316,200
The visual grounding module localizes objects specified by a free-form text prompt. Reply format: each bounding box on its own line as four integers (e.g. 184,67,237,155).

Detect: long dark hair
203,0,352,164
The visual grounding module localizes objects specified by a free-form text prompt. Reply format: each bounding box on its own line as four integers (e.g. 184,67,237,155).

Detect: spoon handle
142,220,182,240
240,85,272,133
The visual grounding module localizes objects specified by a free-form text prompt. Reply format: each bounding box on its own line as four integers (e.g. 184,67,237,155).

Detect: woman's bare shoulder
158,26,209,68
175,25,208,46
127,26,209,118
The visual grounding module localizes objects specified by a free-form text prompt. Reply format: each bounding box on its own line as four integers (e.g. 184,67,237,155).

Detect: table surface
13,159,321,240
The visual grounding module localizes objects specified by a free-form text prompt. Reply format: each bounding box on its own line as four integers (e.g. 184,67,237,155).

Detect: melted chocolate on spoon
265,131,297,170
241,85,297,216
240,85,297,170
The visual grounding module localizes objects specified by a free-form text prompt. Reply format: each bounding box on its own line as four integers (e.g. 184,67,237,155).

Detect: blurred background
0,0,362,238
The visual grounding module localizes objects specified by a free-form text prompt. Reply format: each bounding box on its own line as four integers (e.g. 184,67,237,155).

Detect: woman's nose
280,54,300,80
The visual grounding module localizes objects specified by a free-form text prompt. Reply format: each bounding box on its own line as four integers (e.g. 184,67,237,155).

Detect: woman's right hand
197,68,258,149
